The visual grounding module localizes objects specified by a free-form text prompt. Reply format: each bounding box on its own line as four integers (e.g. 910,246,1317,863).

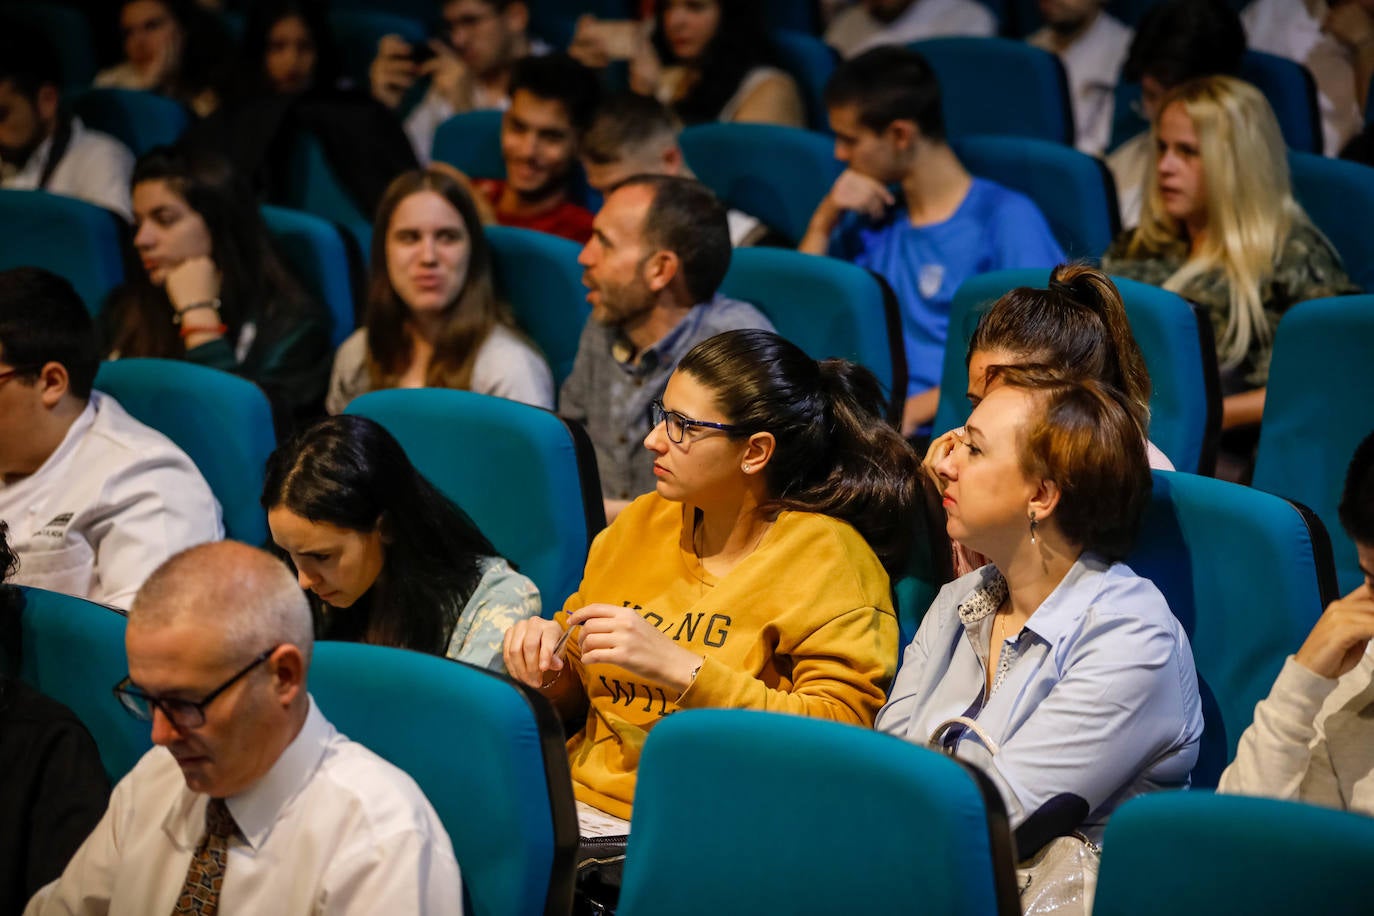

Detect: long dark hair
366,168,509,393
261,414,498,654
114,0,232,109
105,145,311,359
651,0,780,125
677,329,921,572
969,263,1153,433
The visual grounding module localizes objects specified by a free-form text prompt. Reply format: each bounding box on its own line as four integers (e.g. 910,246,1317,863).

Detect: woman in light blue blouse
262,414,540,673
877,367,1202,845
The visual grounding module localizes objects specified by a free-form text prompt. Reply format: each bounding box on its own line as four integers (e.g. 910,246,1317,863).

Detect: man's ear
268,644,306,707
35,84,60,125
642,249,680,294
35,361,71,408
503,1,530,35
661,144,684,175
886,117,919,150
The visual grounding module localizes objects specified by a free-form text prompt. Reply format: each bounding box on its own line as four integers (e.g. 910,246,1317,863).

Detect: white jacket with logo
0,392,223,608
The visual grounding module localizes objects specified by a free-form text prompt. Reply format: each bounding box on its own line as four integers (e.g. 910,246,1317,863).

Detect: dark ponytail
969,262,1152,434
677,329,921,572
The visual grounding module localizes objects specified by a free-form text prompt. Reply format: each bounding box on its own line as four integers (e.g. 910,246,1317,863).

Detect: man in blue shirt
800,46,1064,437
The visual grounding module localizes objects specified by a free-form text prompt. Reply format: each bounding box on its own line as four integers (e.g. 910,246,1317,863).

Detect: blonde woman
1101,76,1357,438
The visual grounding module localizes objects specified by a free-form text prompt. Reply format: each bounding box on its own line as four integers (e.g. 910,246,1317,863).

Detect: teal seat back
1126,471,1336,786
94,359,276,546
1288,152,1374,291
769,29,838,132
17,587,150,784
0,189,126,315
680,123,841,246
328,10,427,88
909,38,1073,145
310,642,577,916
1095,792,1374,915
933,270,1220,476
951,135,1119,260
718,247,905,423
485,225,589,390
1240,50,1322,154
619,709,1020,916
69,88,190,157
1253,295,1374,594
344,388,603,610
285,132,374,254
432,109,507,179
261,204,356,348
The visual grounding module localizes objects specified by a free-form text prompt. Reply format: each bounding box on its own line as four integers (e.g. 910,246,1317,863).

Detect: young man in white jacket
1219,430,1374,813
0,267,222,609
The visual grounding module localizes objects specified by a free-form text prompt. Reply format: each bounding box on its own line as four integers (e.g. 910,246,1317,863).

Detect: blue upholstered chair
485,225,589,391
1126,471,1337,787
1288,151,1374,291
951,135,1120,260
0,189,126,315
69,89,191,158
933,270,1220,475
94,359,276,546
718,247,906,424
15,587,150,784
1240,50,1322,154
1094,793,1374,915
283,132,375,254
908,37,1073,144
432,109,507,180
680,123,841,246
618,709,1021,916
261,205,357,348
770,29,839,133
344,388,604,610
1253,295,1374,595
310,643,577,916
328,10,427,89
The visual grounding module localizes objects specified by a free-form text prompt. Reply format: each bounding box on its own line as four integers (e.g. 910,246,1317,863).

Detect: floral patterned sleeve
444,556,543,674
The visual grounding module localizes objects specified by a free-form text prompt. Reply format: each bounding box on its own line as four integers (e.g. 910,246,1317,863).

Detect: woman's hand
569,15,612,70
1295,582,1374,680
628,34,662,96
502,617,568,688
423,40,475,111
369,34,418,110
923,427,963,494
569,603,702,694
164,256,221,312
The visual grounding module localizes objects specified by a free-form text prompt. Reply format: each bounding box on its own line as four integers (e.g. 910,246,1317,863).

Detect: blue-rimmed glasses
112,646,280,729
650,399,744,444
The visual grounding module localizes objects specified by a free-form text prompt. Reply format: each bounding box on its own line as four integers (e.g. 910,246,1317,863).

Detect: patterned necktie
171,797,237,915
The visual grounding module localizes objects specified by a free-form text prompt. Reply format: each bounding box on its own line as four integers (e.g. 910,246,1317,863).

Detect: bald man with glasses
25,541,463,916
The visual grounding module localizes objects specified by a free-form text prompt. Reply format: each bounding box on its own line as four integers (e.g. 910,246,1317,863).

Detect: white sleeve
471,329,555,409
403,91,456,166
318,829,463,915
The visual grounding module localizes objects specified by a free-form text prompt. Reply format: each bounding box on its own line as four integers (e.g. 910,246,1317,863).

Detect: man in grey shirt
560,175,773,521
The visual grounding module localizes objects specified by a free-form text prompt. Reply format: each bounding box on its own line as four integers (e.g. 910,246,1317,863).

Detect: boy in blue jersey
799,46,1064,439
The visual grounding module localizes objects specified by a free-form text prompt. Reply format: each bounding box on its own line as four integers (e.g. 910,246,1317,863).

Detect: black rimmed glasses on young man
112,646,280,729
650,399,744,444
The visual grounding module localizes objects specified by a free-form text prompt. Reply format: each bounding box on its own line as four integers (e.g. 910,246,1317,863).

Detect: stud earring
1029,511,1038,544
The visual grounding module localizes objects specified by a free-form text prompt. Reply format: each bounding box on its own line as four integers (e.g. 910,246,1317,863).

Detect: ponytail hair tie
1047,277,1076,300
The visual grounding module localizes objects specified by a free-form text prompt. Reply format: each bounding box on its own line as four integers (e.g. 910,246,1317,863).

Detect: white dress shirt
1028,13,1132,157
0,118,134,220
25,698,464,915
1243,0,1363,156
826,0,996,59
0,393,223,609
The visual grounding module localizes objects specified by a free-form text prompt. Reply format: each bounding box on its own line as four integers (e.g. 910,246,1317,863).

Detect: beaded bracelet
171,298,222,326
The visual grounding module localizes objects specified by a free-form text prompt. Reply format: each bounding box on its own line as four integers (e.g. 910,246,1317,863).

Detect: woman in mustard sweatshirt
504,328,920,834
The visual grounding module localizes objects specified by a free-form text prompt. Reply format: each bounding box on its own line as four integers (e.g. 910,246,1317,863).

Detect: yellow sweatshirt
554,493,898,820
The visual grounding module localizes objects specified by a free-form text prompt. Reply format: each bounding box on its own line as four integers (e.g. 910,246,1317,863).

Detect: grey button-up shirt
558,295,773,501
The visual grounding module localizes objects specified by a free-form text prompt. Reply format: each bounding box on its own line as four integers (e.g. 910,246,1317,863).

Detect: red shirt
476,179,594,244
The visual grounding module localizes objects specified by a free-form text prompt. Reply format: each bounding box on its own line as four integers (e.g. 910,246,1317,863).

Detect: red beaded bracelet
179,322,228,340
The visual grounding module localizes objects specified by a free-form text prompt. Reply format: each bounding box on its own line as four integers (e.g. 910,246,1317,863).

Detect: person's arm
1219,583,1374,806
471,331,556,409
446,561,542,674
961,610,1200,826
729,73,805,128
234,303,334,423
1222,387,1266,430
318,827,462,916
798,169,894,255
902,388,941,437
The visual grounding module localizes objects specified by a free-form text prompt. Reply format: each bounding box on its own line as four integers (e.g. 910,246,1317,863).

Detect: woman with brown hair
326,166,553,414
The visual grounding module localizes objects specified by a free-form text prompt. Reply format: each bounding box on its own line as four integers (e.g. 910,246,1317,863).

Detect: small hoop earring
1029,511,1038,544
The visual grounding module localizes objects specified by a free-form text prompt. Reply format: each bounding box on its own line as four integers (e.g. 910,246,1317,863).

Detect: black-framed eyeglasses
650,399,743,444
112,646,280,730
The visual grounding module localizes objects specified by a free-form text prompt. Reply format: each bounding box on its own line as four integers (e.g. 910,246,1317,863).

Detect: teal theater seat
94,359,276,546
1126,471,1338,786
0,189,126,316
770,29,839,133
344,388,604,611
1253,295,1374,594
15,588,150,784
1095,792,1374,916
69,89,191,157
433,109,507,180
486,225,589,391
310,642,577,916
618,709,1021,916
1240,50,1322,154
1288,151,1374,291
261,204,358,349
